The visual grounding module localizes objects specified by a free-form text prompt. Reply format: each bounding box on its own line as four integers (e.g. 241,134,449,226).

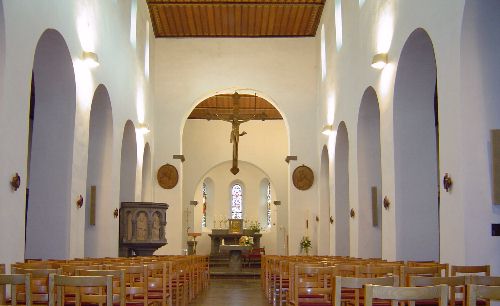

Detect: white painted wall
0,0,154,265
153,37,318,255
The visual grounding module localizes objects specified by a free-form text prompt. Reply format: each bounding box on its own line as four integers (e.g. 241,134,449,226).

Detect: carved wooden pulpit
119,202,169,257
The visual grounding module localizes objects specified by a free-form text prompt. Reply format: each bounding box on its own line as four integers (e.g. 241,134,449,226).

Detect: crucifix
207,92,266,175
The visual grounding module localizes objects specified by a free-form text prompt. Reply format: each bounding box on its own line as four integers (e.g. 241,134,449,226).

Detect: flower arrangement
239,235,254,246
300,236,312,254
249,221,262,233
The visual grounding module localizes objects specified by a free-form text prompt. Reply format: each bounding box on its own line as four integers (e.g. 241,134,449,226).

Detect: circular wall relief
157,164,178,189
292,165,314,190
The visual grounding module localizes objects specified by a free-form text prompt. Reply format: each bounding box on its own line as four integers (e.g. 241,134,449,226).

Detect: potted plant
249,221,262,233
300,236,312,255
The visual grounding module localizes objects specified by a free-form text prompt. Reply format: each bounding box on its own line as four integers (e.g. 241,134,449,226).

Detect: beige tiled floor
189,278,269,306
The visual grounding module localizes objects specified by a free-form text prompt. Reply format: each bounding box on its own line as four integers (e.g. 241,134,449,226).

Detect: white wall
153,37,318,255
0,0,155,264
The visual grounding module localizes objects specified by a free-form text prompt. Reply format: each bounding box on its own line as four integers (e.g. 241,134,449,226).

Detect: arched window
231,184,243,219
202,182,207,227
266,182,271,227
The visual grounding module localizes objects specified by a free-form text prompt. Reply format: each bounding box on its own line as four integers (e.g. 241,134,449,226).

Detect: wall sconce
136,123,150,135
190,200,198,206
371,53,388,69
383,196,391,210
273,201,281,206
443,173,453,192
82,51,99,68
76,195,84,209
10,172,21,191
113,208,119,218
322,124,334,135
350,208,356,218
329,216,334,224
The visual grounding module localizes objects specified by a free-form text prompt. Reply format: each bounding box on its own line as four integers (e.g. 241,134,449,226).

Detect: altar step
209,267,261,279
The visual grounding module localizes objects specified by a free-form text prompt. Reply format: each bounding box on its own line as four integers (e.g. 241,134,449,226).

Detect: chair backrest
451,265,490,276
466,285,500,306
334,276,399,306
0,274,31,306
468,276,500,286
400,266,441,286
107,265,147,306
49,274,112,306
77,269,125,306
364,284,448,306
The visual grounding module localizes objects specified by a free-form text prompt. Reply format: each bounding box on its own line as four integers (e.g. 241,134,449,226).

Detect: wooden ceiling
146,0,325,37
188,93,282,120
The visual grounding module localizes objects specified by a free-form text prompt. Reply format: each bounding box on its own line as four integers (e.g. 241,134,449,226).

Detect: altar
219,245,252,271
208,229,262,255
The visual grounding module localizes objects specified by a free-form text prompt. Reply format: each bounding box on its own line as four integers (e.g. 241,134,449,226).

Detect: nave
189,279,268,306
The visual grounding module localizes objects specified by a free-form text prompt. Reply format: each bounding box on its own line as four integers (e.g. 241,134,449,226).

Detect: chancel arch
393,28,439,261
141,142,152,201
119,120,137,203
357,87,382,258
318,145,331,255
84,84,114,258
335,121,350,256
25,29,76,259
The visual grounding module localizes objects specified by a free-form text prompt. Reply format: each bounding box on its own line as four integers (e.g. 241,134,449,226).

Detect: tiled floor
189,278,270,306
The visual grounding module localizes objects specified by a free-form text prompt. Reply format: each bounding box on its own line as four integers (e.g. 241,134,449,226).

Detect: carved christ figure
207,92,266,175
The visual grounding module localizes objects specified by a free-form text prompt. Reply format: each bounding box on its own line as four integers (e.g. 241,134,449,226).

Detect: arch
357,86,382,258
393,28,439,261
141,143,152,201
120,120,137,203
335,121,350,256
460,0,500,268
25,29,76,259
318,145,331,255
84,84,114,257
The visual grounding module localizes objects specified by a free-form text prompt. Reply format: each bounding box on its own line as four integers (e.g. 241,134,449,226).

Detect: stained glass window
231,184,243,219
202,182,207,227
267,182,271,227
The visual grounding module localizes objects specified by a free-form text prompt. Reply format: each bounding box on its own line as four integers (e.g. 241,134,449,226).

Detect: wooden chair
0,274,32,306
451,266,490,277
289,265,335,306
400,266,441,287
13,267,62,305
334,275,399,306
409,275,467,306
77,269,125,306
107,265,147,306
48,274,112,306
466,285,500,306
145,262,170,306
364,285,448,306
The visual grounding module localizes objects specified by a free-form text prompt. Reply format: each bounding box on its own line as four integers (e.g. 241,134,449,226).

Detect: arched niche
259,178,271,229
84,84,114,258
335,121,350,256
393,28,439,261
460,0,500,269
357,87,382,258
25,29,76,259
120,120,137,203
141,143,152,201
318,145,331,255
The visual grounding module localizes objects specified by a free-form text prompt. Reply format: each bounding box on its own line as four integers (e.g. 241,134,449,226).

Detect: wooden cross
208,92,266,175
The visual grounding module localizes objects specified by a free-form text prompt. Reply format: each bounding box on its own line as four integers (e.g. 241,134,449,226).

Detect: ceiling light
82,51,99,68
322,124,334,135
371,53,388,69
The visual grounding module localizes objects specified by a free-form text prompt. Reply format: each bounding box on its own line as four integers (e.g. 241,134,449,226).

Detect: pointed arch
335,121,350,256
120,120,137,203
